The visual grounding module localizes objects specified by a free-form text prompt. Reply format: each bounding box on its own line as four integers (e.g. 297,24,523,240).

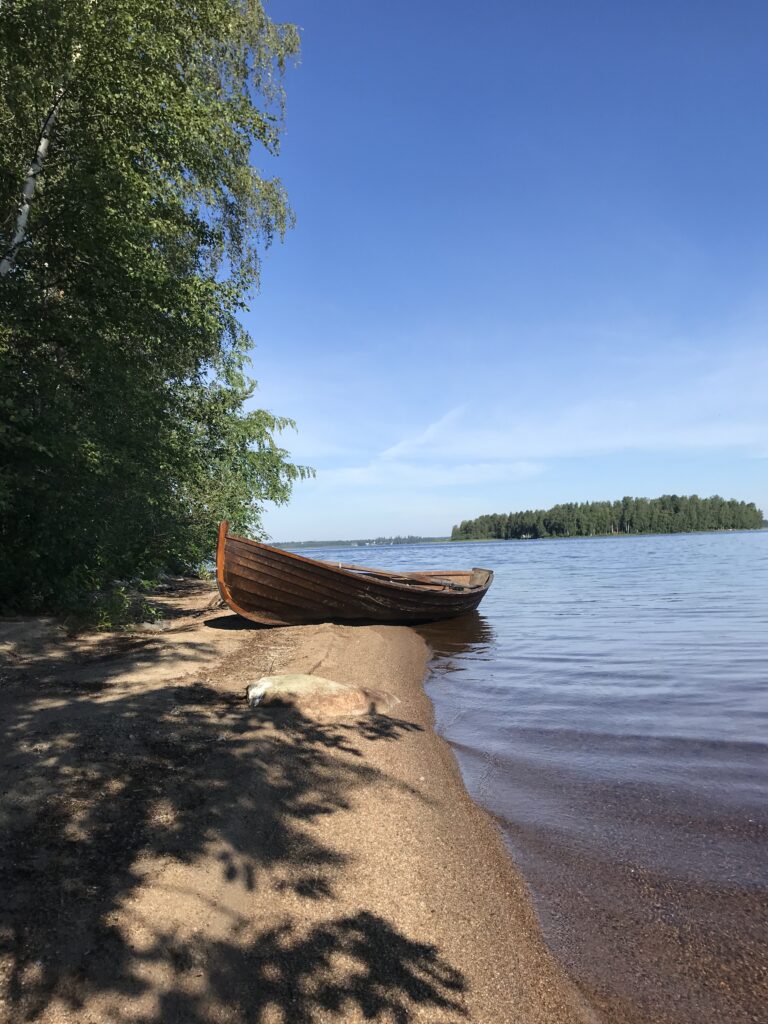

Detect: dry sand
0,582,596,1024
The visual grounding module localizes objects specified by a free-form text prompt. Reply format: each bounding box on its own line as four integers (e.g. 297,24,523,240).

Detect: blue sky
245,0,768,540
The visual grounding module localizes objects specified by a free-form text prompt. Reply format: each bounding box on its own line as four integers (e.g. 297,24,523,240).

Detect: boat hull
216,522,493,626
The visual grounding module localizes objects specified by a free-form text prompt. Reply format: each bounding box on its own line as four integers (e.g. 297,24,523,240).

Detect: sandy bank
0,582,593,1023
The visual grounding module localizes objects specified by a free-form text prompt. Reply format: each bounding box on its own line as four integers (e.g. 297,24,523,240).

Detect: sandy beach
0,581,594,1024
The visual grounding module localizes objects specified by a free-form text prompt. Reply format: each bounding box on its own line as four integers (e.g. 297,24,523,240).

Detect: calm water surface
288,531,768,1023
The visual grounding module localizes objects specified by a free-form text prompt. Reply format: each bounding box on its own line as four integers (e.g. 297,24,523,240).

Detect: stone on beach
245,673,398,720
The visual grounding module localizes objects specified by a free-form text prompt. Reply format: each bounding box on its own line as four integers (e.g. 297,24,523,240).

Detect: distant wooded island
451,495,765,541
278,536,449,549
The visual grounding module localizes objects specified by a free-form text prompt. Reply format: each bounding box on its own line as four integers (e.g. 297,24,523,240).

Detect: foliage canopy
0,0,311,612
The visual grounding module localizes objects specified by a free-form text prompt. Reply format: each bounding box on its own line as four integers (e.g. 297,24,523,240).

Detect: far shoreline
279,526,768,549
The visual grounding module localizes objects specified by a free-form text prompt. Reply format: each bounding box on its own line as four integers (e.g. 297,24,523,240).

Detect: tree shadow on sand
146,911,466,1024
0,634,466,1022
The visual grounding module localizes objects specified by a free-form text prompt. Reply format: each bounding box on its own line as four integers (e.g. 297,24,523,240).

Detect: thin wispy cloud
380,352,768,464
380,406,467,461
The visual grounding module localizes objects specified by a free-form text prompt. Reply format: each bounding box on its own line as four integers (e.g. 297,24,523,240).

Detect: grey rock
245,673,398,720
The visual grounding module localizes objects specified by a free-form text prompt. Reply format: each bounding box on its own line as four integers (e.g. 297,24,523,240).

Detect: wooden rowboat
216,521,493,626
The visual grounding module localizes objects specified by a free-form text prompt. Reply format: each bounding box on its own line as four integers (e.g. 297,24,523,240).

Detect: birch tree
0,0,311,613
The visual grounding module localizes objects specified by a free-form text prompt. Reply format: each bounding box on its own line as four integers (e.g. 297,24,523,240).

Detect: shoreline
0,582,594,1023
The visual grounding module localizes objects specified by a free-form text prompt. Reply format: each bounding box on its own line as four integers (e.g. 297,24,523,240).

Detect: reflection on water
415,611,497,660
288,532,768,1023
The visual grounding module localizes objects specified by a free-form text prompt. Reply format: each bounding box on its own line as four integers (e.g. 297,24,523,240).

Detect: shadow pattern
0,637,464,1023
130,912,466,1024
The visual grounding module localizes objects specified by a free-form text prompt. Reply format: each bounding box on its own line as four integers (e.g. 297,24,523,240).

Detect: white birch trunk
0,87,66,278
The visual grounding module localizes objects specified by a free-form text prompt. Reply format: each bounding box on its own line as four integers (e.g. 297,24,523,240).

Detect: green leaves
0,0,310,612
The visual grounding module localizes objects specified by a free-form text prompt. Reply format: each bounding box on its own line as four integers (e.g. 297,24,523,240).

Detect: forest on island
451,495,765,541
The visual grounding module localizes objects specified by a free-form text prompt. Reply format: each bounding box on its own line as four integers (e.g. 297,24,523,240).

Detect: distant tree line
364,535,448,546
281,536,448,549
451,495,765,541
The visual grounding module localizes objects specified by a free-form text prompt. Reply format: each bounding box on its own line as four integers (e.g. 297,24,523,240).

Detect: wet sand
0,582,593,1024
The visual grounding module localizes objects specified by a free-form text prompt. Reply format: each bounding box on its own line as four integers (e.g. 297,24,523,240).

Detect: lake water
284,531,768,1023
